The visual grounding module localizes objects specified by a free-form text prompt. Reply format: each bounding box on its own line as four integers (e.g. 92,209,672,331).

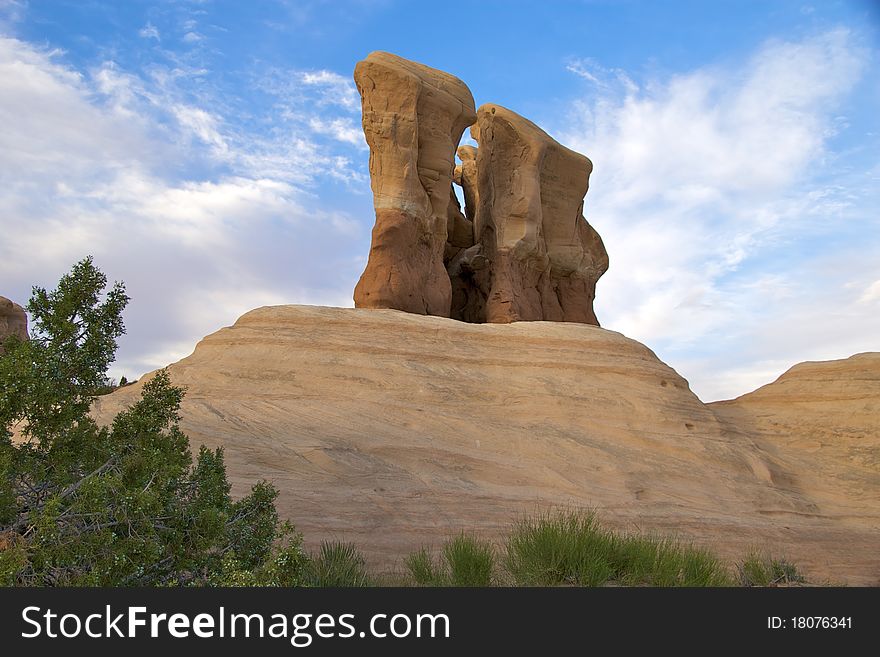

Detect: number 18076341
768,616,852,629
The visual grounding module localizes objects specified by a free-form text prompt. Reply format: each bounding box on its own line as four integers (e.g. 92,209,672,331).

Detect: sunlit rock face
0,296,27,353
353,53,607,325
449,104,608,324
352,51,476,317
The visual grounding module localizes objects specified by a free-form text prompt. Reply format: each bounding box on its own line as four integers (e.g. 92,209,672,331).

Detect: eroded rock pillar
353,52,477,316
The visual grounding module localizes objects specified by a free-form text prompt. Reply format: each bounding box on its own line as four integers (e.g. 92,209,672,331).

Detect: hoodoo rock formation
352,52,477,316
353,53,607,325
0,296,27,352
449,104,608,323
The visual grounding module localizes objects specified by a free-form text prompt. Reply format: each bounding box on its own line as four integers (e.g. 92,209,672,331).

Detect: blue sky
1,0,878,400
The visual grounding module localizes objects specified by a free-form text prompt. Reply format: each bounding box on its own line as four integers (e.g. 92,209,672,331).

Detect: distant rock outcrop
711,353,880,535
352,51,476,316
353,53,607,325
0,296,27,352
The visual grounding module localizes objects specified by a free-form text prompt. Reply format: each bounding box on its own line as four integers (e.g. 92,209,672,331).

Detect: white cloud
0,0,25,28
859,279,880,304
0,39,165,181
308,116,367,148
85,55,367,187
240,67,370,185
561,28,877,400
171,104,228,153
298,69,361,110
566,57,638,94
0,36,368,382
138,23,160,41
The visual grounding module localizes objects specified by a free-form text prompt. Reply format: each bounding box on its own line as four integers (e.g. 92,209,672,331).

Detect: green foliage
0,256,129,444
442,533,495,586
607,533,731,587
405,534,496,586
0,258,298,587
0,533,27,586
306,541,370,587
405,547,444,586
738,551,805,586
209,523,310,587
504,510,733,587
504,510,614,586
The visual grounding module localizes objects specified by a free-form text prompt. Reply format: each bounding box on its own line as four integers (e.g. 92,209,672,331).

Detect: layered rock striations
0,296,27,352
92,306,880,584
711,353,880,528
353,53,607,325
352,52,476,316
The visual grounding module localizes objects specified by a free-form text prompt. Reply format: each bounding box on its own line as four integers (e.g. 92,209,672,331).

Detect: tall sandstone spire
353,53,607,325
352,51,476,316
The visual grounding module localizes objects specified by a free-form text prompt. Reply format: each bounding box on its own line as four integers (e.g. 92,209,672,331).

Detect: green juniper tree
0,257,307,586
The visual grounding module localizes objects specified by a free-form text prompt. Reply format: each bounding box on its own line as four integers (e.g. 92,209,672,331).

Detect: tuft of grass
306,541,370,587
310,513,807,588
676,544,734,587
405,547,446,586
504,510,615,586
738,552,805,586
609,533,732,587
504,510,732,587
405,534,496,586
443,533,495,587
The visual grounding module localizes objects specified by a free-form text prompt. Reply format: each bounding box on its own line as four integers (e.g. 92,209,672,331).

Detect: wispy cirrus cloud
138,22,160,41
256,66,362,114
561,28,879,400
308,116,367,148
0,0,24,28
300,69,361,110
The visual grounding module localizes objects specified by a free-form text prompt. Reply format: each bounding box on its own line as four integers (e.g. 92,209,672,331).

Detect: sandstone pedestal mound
353,52,476,316
93,306,880,584
0,296,27,352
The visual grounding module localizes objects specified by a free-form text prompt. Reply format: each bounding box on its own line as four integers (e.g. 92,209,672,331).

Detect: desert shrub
738,551,805,586
405,547,445,586
405,534,496,586
504,510,732,587
504,510,615,586
210,523,310,587
674,544,733,587
608,533,732,586
307,541,370,587
443,533,495,586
